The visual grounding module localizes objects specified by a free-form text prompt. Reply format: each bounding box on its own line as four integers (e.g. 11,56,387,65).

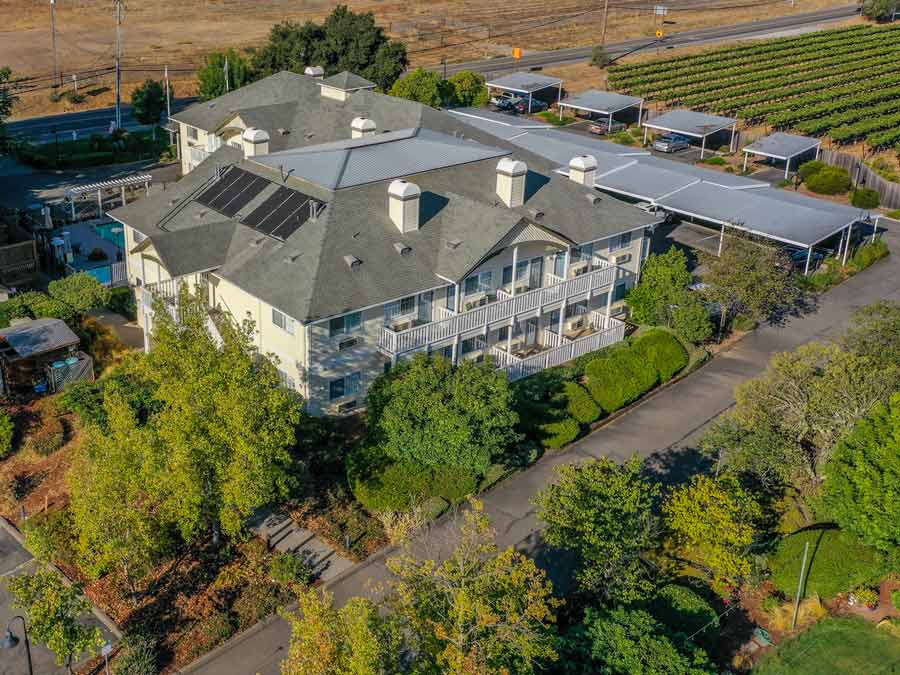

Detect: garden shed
0,318,93,396
642,109,738,159
742,132,821,179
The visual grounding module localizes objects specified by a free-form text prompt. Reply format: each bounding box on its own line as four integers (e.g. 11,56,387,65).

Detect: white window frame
272,308,296,335
384,296,416,322
186,125,199,141
329,371,362,400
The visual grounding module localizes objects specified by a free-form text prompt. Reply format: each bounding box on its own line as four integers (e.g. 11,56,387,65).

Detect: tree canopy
447,70,490,107
389,68,447,107
0,66,16,129
842,300,900,369
862,0,899,20
198,49,252,100
6,568,104,669
130,79,167,125
824,394,900,553
250,6,408,91
47,272,111,320
534,457,659,604
368,354,518,475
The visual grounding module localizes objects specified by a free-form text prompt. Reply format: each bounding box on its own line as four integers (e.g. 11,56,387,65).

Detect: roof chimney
388,180,421,233
304,65,325,79
569,154,597,187
351,117,376,139
241,127,270,158
496,158,527,208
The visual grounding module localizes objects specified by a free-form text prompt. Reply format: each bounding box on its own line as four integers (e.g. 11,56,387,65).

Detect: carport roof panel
743,132,821,159
642,109,737,138
559,90,643,114
486,72,563,94
655,183,859,247
447,107,554,140
635,155,767,189
595,162,700,201
505,130,638,174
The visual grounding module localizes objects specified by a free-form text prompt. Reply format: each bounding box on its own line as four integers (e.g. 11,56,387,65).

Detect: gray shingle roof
743,132,821,159
322,71,376,91
643,109,736,138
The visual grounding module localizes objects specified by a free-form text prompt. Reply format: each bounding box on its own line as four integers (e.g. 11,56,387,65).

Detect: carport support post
729,123,737,153
717,222,725,256
528,92,533,115
643,126,649,145
872,216,880,243
804,246,813,275
637,100,643,126
700,136,707,160
609,112,614,133
784,157,791,181
742,153,749,173
842,223,853,266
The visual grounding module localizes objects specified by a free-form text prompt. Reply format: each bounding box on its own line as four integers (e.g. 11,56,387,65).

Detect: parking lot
1,524,115,675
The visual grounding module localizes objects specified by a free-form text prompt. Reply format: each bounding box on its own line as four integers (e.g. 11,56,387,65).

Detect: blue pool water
93,222,126,249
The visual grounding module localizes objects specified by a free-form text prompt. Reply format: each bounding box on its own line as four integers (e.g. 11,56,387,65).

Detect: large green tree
824,394,900,553
6,569,104,672
142,288,304,543
281,588,405,675
130,79,167,125
386,500,559,675
534,457,660,604
47,272,111,322
447,70,490,107
842,300,900,369
389,68,447,107
701,235,797,337
0,66,17,130
198,49,252,100
250,7,408,91
559,607,716,675
368,354,518,475
862,0,899,20
664,474,761,591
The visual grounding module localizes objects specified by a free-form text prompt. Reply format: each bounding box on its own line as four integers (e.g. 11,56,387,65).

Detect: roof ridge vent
393,242,412,256
344,254,362,269
445,238,462,250
529,209,544,221
586,193,601,205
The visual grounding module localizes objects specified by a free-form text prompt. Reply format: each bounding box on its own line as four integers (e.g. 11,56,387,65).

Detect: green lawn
753,617,900,674
536,111,576,126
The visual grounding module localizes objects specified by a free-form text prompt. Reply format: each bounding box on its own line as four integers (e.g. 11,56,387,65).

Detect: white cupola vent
304,65,325,79
569,154,597,187
241,127,270,158
351,117,377,139
388,180,421,233
495,158,527,208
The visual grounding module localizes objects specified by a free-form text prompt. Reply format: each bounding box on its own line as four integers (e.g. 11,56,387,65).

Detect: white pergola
486,72,563,114
742,132,821,179
556,89,644,128
642,109,737,159
64,173,152,219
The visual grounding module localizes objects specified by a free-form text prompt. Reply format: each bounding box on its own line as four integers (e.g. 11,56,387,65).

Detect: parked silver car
653,134,691,153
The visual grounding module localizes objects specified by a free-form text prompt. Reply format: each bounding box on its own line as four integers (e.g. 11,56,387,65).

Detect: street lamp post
1,615,34,675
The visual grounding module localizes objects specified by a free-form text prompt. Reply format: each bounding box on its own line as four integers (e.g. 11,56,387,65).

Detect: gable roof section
322,71,376,91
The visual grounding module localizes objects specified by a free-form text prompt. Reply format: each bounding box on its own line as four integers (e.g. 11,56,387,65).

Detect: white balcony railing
490,316,625,381
189,145,210,166
379,262,616,355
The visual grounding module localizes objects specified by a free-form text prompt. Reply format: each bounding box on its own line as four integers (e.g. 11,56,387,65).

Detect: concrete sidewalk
183,228,900,675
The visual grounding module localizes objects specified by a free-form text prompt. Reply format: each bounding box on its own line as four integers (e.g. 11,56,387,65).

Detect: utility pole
791,541,810,631
224,54,230,93
50,0,59,88
601,0,610,45
165,65,173,145
114,0,124,130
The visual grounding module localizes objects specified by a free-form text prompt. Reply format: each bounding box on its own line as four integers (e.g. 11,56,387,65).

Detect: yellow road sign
656,29,664,38
512,47,522,59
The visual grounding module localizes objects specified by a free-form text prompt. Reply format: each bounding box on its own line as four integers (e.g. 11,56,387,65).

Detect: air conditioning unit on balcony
463,292,488,312
389,318,413,333
569,260,589,277
337,399,358,413
564,316,585,333
338,337,359,351
613,253,632,265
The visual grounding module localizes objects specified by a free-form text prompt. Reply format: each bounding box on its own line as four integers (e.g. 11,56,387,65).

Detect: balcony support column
557,247,571,336
452,335,459,365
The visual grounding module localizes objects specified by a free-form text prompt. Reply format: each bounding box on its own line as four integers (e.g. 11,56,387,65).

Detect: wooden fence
820,149,900,210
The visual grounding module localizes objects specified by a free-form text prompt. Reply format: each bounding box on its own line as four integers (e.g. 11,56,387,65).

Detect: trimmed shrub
539,417,580,449
108,286,137,320
632,330,688,382
700,156,727,166
769,529,885,600
113,634,158,675
24,415,65,456
650,584,719,648
849,240,889,272
805,166,851,195
585,346,658,413
797,159,826,182
563,381,601,424
22,509,77,565
430,465,479,505
851,188,880,209
269,551,313,586
0,409,14,458
672,300,713,345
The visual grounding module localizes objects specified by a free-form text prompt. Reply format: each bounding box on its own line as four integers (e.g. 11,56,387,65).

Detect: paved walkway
182,227,900,675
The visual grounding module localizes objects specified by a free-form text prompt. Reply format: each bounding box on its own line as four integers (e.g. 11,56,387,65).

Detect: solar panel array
196,166,321,241
196,167,269,218
242,186,317,240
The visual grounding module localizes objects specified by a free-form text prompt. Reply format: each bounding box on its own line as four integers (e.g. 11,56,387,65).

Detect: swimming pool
93,222,125,249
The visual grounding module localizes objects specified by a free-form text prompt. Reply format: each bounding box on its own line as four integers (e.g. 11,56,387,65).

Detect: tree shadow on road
642,445,713,488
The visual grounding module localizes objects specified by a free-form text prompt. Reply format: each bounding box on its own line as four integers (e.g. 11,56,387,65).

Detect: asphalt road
434,4,860,77
183,220,898,675
4,98,197,143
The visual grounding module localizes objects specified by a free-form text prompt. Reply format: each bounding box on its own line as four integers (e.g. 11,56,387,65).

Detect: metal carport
557,89,644,128
742,132,821,179
642,109,737,159
486,72,563,114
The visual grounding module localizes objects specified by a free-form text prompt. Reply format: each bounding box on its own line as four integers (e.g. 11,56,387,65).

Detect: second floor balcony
378,260,617,356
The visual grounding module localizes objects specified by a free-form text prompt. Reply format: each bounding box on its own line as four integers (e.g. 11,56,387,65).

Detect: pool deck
58,221,123,270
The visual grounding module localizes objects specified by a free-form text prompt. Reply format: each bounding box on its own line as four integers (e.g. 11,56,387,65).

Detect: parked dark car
514,99,548,114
